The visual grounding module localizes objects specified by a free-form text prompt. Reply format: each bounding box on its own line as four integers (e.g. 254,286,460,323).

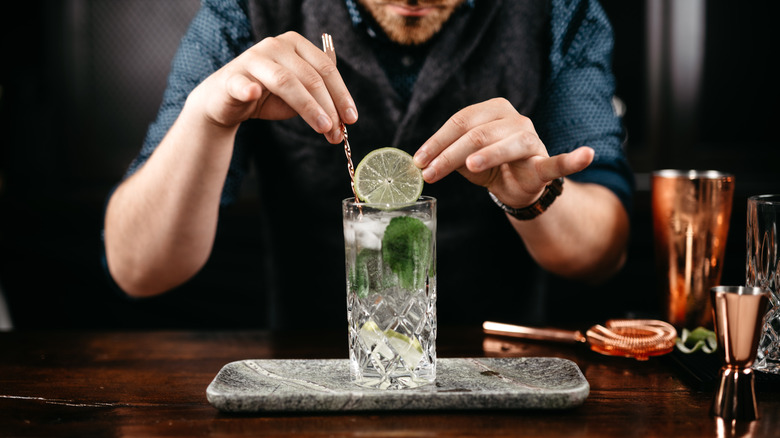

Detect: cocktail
343,147,436,389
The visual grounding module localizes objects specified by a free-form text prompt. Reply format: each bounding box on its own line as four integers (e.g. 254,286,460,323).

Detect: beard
357,0,467,46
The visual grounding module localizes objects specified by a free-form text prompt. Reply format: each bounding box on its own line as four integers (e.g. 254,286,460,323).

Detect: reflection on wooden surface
1,328,779,437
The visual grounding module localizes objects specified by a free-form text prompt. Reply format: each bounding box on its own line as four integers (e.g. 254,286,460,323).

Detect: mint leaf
675,327,717,354
349,249,382,298
381,216,432,290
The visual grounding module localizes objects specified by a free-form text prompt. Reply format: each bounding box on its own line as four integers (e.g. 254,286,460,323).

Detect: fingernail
422,167,436,181
317,114,332,132
413,150,428,167
468,154,485,171
345,107,358,124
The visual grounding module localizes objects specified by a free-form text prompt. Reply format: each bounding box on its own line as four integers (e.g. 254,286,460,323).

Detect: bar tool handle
482,321,586,344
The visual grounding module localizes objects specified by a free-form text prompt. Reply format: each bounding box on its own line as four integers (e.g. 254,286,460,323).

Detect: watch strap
488,177,564,220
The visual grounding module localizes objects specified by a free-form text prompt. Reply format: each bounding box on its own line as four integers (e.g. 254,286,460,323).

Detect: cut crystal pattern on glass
748,195,780,373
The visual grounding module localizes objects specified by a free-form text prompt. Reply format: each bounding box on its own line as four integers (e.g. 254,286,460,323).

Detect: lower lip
387,4,436,17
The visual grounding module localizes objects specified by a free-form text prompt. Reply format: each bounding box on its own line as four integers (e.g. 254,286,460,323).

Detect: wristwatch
488,177,564,220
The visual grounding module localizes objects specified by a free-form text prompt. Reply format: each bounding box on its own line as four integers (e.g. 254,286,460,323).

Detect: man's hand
413,98,593,208
413,98,628,283
106,32,360,297
189,31,358,144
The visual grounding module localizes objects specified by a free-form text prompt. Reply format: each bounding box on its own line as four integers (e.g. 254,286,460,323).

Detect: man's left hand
413,98,594,209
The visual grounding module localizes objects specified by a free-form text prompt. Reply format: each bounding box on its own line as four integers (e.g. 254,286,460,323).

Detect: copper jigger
710,286,769,421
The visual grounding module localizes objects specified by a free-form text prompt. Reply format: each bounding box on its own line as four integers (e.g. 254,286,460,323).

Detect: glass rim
652,169,733,180
711,285,769,296
342,195,437,208
748,194,780,204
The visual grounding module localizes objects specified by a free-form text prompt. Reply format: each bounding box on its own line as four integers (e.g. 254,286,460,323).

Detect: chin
381,14,448,45
391,22,441,44
359,0,465,46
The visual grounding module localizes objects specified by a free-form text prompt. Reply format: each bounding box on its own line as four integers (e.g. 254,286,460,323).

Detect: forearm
511,180,629,284
104,102,238,297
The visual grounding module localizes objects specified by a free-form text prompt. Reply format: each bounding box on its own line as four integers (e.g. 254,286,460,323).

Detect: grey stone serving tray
206,357,589,413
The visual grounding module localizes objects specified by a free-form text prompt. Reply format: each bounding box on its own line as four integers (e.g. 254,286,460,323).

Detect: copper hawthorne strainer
483,319,677,361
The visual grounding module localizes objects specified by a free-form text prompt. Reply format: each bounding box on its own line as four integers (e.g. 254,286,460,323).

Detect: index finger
414,98,528,168
414,105,488,168
293,34,358,125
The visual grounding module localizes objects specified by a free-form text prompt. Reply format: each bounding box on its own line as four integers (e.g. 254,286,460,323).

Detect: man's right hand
105,32,359,297
189,31,358,143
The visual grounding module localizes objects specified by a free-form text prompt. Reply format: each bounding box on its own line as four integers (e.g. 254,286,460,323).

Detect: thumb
226,74,263,103
536,146,594,182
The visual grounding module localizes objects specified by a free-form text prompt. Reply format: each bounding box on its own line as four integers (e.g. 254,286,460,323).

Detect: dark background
1,0,779,329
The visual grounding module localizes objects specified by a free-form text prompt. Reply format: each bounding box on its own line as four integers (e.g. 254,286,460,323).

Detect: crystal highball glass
343,196,437,389
748,194,780,374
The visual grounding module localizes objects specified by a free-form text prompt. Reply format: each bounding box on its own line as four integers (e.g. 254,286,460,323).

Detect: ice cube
352,218,387,250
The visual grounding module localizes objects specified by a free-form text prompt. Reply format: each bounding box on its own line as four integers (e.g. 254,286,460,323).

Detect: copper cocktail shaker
652,170,735,329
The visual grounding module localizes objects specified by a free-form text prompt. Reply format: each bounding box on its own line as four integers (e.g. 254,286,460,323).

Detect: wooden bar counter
1,327,778,436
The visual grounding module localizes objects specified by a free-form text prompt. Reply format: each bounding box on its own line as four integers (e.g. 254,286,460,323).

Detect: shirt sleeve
124,0,255,205
534,0,634,213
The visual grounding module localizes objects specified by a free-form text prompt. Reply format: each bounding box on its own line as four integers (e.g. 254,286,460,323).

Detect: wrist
184,82,244,133
488,178,564,220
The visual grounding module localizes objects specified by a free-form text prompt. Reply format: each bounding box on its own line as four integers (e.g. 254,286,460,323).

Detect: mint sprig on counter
675,327,717,354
